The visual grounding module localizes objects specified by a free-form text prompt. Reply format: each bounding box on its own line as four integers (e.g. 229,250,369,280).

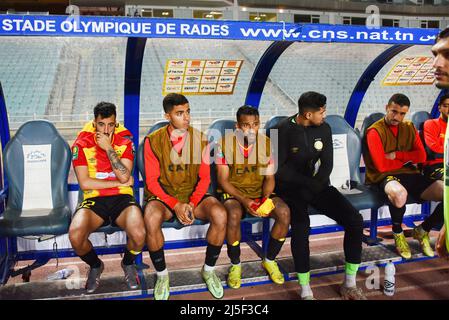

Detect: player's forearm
106,147,131,183
218,179,248,203
79,177,123,191
262,176,275,198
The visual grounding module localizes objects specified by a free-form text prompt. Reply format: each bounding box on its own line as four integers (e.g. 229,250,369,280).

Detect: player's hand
243,198,259,217
96,131,113,151
119,175,134,187
174,202,194,225
385,152,396,160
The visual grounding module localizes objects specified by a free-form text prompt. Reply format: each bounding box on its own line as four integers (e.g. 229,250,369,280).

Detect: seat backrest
326,115,362,184
411,111,438,161
207,119,236,144
360,112,384,167
264,115,288,137
137,120,169,183
360,112,384,140
411,111,430,131
207,119,236,196
4,120,71,215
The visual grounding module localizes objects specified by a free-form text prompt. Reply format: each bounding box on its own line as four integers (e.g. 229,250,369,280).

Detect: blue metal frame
344,44,412,127
0,82,8,210
245,41,293,108
0,82,10,154
123,37,147,204
0,82,8,282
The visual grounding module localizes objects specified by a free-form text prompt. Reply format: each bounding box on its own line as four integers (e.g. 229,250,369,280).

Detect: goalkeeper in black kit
274,91,366,300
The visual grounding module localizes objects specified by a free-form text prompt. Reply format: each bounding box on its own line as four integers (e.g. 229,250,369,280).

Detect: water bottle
47,268,74,281
383,261,395,296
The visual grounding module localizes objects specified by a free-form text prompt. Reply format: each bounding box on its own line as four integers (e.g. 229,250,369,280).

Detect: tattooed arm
96,132,133,184
106,147,132,183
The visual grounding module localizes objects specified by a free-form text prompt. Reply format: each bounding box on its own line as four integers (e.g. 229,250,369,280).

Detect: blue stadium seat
325,115,384,211
0,120,71,237
360,112,384,141
360,112,384,167
207,119,236,198
412,111,438,163
411,111,430,131
264,115,288,137
137,120,169,185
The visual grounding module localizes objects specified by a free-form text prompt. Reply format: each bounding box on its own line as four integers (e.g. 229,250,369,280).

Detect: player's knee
389,190,407,208
227,207,242,224
144,211,164,232
275,206,291,225
68,225,87,249
433,180,444,199
129,227,146,248
210,204,227,229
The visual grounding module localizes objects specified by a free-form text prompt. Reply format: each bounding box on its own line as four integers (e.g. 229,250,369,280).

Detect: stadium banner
0,15,440,44
163,59,243,95
382,56,435,86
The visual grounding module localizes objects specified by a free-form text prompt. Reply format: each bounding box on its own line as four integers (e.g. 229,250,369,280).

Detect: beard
435,82,449,89
436,79,449,89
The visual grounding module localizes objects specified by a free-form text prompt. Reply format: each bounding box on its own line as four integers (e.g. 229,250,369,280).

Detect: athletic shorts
422,163,444,181
218,192,277,218
378,173,436,200
144,194,213,223
218,192,277,203
75,194,141,227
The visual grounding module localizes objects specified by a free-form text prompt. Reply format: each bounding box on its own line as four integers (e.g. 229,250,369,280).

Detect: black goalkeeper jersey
273,114,333,201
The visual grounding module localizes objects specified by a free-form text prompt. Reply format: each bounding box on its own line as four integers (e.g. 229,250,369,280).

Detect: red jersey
72,130,134,200
144,125,210,210
423,117,447,166
366,124,426,173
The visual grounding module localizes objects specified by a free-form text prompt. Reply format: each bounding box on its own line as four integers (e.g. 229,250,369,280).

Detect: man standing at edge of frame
432,27,449,257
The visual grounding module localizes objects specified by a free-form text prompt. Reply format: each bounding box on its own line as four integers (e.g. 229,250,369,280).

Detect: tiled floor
3,226,449,300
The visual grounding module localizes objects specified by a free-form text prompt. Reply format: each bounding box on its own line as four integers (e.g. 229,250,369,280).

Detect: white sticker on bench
22,144,53,214
330,134,351,189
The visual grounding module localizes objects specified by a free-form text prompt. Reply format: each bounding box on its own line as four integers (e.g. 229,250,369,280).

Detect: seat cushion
0,206,71,237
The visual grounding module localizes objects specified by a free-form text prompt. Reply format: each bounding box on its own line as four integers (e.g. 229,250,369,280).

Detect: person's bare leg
143,200,174,300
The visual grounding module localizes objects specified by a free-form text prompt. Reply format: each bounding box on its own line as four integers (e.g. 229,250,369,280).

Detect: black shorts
144,194,213,223
422,163,444,181
75,194,141,227
218,192,277,218
379,173,435,200
218,192,277,203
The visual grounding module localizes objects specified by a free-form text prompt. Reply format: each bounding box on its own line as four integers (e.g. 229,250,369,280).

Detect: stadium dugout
0,14,447,299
